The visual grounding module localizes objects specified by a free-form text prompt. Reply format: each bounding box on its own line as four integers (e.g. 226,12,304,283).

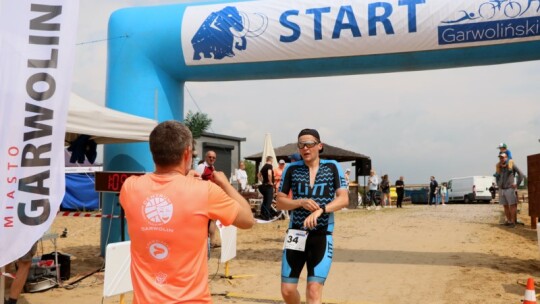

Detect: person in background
344,168,351,188
274,159,286,193
289,153,302,162
429,176,438,206
196,150,220,248
259,156,275,220
276,128,349,304
380,174,391,207
495,152,524,228
196,150,216,181
395,176,405,208
4,243,37,304
235,161,248,192
119,120,254,303
489,182,497,203
439,182,447,206
497,143,512,160
367,170,380,210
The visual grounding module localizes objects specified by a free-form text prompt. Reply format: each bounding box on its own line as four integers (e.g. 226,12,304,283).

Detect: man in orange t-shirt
119,121,254,304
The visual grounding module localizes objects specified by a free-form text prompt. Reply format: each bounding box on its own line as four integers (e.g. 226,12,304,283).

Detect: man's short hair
149,120,192,167
266,156,273,161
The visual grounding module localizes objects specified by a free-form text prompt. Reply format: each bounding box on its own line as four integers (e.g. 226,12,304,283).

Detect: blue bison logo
191,6,268,60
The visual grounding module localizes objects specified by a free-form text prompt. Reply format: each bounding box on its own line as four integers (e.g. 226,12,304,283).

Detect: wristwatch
321,205,327,214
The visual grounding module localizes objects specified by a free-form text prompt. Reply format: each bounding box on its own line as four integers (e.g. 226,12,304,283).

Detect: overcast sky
73,0,539,184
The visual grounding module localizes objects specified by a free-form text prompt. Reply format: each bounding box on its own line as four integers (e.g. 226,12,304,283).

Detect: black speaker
356,158,371,176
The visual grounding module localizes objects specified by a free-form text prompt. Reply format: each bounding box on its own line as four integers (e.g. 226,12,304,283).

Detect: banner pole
225,261,230,278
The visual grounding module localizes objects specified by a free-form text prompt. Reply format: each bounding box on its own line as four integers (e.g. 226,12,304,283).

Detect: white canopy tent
66,93,157,144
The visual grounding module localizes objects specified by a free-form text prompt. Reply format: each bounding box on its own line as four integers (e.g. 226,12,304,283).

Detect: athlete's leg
281,247,306,304
281,282,301,304
305,234,332,303
306,282,324,304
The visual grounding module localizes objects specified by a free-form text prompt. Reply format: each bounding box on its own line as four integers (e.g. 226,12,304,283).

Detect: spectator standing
495,152,524,227
395,176,405,208
367,170,380,210
380,174,391,207
235,161,248,192
259,156,275,220
119,120,254,303
196,150,216,181
344,168,351,188
429,176,438,206
439,183,447,206
276,128,349,304
274,159,286,193
489,182,497,203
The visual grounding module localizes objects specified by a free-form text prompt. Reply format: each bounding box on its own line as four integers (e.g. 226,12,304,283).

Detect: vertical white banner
216,220,237,263
0,0,79,267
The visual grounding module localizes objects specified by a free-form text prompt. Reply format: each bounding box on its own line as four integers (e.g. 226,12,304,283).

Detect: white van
447,176,495,203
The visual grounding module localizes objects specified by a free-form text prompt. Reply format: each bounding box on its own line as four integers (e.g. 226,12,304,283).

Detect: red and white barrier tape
1,272,16,279
57,211,121,219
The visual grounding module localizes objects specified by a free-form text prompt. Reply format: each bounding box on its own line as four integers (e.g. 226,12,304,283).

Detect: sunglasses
297,141,319,149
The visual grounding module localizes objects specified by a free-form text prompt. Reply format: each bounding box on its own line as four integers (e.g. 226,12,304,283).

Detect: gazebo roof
245,142,370,163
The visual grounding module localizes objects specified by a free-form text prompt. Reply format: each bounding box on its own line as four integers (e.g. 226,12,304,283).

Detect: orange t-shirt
274,166,284,189
119,173,240,304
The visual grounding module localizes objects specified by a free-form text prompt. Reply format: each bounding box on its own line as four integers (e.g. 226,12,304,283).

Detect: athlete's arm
303,188,349,229
325,188,349,213
276,192,320,212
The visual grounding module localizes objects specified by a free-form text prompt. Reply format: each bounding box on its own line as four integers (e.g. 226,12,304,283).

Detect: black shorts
281,231,333,284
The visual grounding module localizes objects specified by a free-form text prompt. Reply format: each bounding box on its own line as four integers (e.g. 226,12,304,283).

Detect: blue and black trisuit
279,159,347,284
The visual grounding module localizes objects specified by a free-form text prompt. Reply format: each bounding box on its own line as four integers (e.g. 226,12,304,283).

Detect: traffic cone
523,278,537,304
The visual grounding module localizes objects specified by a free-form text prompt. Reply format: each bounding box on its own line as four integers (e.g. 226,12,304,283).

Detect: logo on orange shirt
155,272,168,285
142,194,173,225
148,241,170,260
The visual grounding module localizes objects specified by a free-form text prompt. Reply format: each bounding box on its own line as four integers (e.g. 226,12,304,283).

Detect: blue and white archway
102,0,540,248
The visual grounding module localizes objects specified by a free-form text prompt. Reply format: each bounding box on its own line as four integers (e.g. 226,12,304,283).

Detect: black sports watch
321,205,327,214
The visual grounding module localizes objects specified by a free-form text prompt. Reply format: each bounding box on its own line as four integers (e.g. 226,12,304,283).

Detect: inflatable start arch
102,0,540,248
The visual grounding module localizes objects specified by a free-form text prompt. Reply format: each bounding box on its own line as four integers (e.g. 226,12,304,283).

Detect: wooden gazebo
245,142,370,182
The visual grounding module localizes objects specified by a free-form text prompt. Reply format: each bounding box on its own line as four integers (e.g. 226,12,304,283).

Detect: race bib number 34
284,229,308,251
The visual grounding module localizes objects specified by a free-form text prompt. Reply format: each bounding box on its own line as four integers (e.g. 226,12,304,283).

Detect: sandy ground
3,202,539,304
